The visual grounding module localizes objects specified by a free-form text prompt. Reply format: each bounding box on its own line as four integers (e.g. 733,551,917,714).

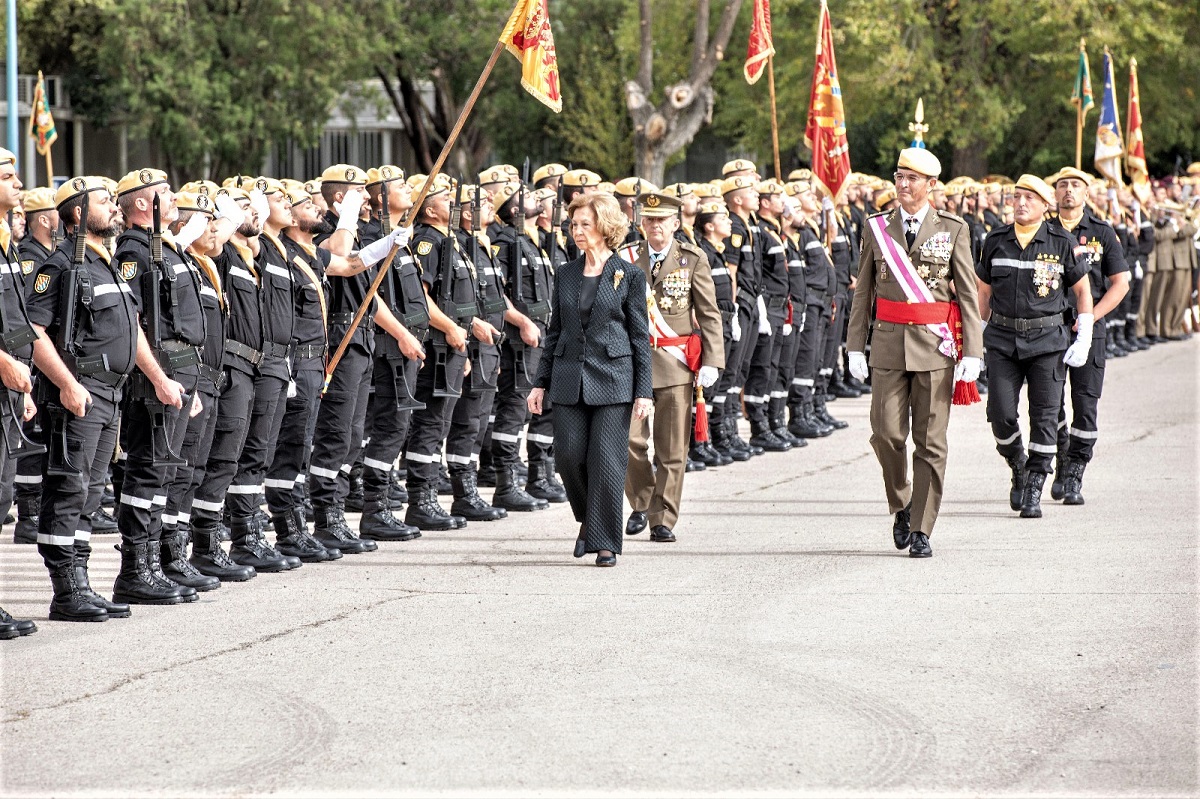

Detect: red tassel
953,379,981,406
694,389,710,442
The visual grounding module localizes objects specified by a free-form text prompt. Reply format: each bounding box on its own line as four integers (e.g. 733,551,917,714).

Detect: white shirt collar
901,203,931,230
648,242,671,261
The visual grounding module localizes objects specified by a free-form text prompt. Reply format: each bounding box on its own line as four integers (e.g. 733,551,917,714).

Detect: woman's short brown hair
567,192,629,251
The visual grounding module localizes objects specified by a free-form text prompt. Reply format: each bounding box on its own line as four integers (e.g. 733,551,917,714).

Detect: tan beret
22,187,57,213
722,158,757,176
320,164,366,186
720,175,758,196
756,179,785,196
367,165,405,187
532,163,566,184
896,148,941,178
116,168,170,197
1013,174,1055,204
1047,167,1093,187
55,176,110,209
176,192,215,216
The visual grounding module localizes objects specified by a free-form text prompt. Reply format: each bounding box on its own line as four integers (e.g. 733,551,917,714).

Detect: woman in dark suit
528,192,653,566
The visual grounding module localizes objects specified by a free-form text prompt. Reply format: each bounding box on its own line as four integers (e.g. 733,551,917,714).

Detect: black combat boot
771,400,806,447
1006,455,1028,512
526,460,568,503
437,464,454,496
389,468,408,507
405,486,466,530
73,556,131,617
112,542,185,605
544,457,568,496
813,393,847,430
749,417,791,452
229,516,296,573
144,537,198,601
0,605,37,637
714,418,750,462
477,450,497,487
344,463,365,512
274,511,340,561
161,528,220,592
1020,472,1047,519
13,494,38,544
492,466,548,512
451,469,507,521
1050,454,1067,500
314,504,377,554
829,371,862,398
1062,460,1086,506
796,399,832,438
190,522,257,581
360,472,423,540
48,563,109,622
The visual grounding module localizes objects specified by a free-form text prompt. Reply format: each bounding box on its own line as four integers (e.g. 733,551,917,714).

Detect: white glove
782,323,793,336
359,227,412,268
757,295,771,335
334,189,365,232
1064,313,1094,367
848,351,869,382
1135,263,1144,280
287,379,297,399
248,189,270,227
731,312,741,342
798,311,806,333
954,356,981,383
697,366,719,388
173,212,209,252
214,193,245,228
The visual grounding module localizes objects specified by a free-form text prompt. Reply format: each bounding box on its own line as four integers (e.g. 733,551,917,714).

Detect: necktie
651,253,664,279
905,218,917,248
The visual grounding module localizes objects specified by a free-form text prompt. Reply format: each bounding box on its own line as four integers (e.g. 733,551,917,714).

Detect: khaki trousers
626,382,692,530
1140,271,1167,337
1164,269,1193,334
869,366,954,536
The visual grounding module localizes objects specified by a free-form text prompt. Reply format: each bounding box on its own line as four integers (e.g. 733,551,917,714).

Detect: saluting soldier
975,174,1093,520
621,191,723,543
846,149,983,558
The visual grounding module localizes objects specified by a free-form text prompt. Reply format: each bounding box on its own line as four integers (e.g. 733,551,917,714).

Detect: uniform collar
900,202,931,231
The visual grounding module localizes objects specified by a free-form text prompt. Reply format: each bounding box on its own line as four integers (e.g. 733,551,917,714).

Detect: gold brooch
614,269,624,289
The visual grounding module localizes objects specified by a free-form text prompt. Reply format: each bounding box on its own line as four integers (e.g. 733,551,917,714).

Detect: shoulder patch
416,241,433,257
730,233,743,248
491,244,500,258
20,259,33,275
120,261,138,281
868,210,889,219
33,273,51,294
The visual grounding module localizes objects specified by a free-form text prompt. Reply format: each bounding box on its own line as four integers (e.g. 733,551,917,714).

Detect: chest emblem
34,273,51,293
1032,254,1063,297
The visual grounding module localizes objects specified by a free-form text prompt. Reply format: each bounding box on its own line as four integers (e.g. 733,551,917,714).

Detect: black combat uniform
743,216,792,451
788,221,836,439
10,234,52,544
711,211,761,457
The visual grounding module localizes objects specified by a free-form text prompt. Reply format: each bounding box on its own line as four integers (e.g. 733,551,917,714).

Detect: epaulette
1045,224,1077,243
936,209,967,226
678,240,704,260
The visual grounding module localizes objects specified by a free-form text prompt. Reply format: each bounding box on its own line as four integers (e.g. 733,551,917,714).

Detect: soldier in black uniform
1045,167,1129,505
744,179,792,452
787,182,836,440
489,180,555,513
773,188,808,448
812,200,852,431
690,201,738,466
975,175,1093,519
29,177,185,619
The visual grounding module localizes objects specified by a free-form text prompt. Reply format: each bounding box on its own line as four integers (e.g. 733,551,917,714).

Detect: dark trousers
309,344,372,507
713,301,759,422
553,401,632,555
193,367,254,525
1056,328,1106,463
526,402,555,465
491,341,537,468
165,386,219,530
744,309,785,427
986,348,1067,474
789,301,825,408
37,391,120,570
14,408,42,510
708,311,737,425
447,388,496,474
117,379,191,547
265,367,322,514
361,354,418,489
405,351,462,490
823,294,848,381
224,369,287,520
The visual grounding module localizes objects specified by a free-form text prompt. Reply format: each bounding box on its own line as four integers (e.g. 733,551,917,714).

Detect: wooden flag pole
767,54,782,180
43,148,53,189
1075,102,1083,170
322,36,509,392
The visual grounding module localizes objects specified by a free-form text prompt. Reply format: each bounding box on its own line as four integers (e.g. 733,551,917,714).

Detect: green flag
1071,39,1094,113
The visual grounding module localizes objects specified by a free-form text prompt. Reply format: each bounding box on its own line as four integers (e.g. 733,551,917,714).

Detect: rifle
431,214,476,398
632,178,643,231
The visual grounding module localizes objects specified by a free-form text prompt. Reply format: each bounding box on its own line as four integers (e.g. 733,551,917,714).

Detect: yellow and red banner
744,0,775,85
804,0,851,202
29,71,58,156
500,0,562,113
1125,57,1150,204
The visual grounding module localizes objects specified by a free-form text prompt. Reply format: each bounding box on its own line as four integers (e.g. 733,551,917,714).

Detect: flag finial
909,98,928,148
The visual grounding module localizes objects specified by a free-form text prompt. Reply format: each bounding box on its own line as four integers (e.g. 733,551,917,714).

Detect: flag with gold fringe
29,71,58,156
803,0,851,202
1125,57,1150,203
744,0,775,85
500,0,562,113
1071,40,1094,114
1094,48,1124,186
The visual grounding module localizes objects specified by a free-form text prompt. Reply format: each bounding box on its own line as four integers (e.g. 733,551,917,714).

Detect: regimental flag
29,71,58,156
803,0,851,202
1094,48,1124,186
500,0,562,113
1071,39,1094,114
744,0,775,85
1125,57,1151,203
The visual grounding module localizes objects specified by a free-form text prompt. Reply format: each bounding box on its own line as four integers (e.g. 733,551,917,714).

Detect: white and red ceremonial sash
868,215,957,360
621,242,690,368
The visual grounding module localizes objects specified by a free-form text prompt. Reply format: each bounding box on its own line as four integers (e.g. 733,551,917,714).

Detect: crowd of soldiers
0,146,1197,636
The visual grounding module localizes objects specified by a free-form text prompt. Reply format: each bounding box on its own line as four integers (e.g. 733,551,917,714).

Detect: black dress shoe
595,553,617,567
625,511,648,536
574,524,587,558
892,503,912,550
649,525,676,543
909,532,932,558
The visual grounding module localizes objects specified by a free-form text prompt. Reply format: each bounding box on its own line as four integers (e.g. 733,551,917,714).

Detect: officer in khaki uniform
622,192,724,542
847,148,984,558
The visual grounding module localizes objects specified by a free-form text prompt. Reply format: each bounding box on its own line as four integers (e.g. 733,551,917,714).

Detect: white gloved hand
848,351,869,382
248,189,270,228
798,311,806,333
697,365,719,388
173,212,209,252
731,312,742,342
782,323,793,336
1064,313,1094,367
1135,263,1144,280
358,227,412,267
214,193,245,228
334,189,365,232
757,295,771,335
954,355,981,383
287,379,297,399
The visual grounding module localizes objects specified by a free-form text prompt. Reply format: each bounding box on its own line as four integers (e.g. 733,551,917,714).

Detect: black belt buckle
164,345,201,370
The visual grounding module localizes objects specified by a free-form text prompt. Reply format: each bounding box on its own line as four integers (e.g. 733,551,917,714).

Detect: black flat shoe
909,532,932,558
893,502,912,550
625,511,648,536
649,525,676,543
574,524,587,559
595,553,616,567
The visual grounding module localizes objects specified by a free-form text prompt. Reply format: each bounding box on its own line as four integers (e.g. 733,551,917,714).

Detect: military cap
457,184,483,204
180,180,220,197
696,200,728,216
22,187,57,213
409,172,452,199
176,192,215,216
932,180,946,192
254,177,286,196
367,165,405,187
303,179,322,196
223,175,257,191
1046,167,1093,187
562,168,602,188
690,183,719,199
532,163,566,184
1186,162,1200,176
787,168,814,182
785,181,813,197
614,177,657,197
983,181,1004,195
720,175,758,196
943,183,965,198
532,187,556,203
479,165,518,187
286,186,311,207
320,164,366,186
0,148,15,167
216,185,251,202
10,204,23,217
896,148,941,178
661,182,693,198
280,178,305,193
722,158,757,176
850,172,874,186
1013,174,1054,204
874,186,897,209
116,168,169,197
491,181,524,209
55,176,110,209
597,182,616,194
637,192,682,218
756,179,785,196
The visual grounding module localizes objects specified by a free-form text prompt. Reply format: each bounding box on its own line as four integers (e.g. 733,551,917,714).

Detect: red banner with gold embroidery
1125,57,1150,204
744,0,775,85
500,0,562,113
803,0,851,202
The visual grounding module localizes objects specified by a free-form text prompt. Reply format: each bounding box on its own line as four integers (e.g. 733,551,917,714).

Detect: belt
198,363,224,387
294,343,326,359
875,298,953,326
224,338,263,366
158,339,202,369
261,341,292,359
329,312,376,332
988,311,1065,333
651,335,690,348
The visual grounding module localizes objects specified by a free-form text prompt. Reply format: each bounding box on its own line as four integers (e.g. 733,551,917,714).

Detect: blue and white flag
1094,49,1124,186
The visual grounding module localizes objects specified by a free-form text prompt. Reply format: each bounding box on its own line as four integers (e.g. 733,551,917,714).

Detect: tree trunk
952,141,988,178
